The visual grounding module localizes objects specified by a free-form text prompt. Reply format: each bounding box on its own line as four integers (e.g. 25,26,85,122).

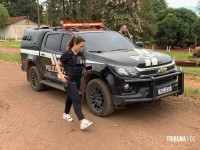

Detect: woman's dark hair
68,36,85,49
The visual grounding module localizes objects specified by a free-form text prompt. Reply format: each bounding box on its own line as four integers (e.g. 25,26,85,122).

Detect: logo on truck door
45,65,64,74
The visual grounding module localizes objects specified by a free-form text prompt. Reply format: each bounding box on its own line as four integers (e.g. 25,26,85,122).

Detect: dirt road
0,62,200,150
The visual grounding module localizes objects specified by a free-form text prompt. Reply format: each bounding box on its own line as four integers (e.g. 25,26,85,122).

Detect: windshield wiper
110,48,133,52
89,50,103,53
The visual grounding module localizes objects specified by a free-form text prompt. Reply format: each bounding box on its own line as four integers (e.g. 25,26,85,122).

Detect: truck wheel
86,78,115,116
28,66,46,91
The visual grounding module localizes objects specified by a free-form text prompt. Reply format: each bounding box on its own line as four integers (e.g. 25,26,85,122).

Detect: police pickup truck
20,23,184,116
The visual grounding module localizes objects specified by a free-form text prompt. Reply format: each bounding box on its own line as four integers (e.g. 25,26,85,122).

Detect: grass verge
184,87,200,100
0,52,20,63
181,66,200,76
163,51,192,60
0,41,21,48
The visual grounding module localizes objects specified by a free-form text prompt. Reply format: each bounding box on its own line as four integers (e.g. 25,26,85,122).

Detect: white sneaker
80,119,93,130
62,113,73,122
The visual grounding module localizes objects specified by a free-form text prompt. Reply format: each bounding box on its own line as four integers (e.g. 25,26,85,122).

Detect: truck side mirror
135,42,144,48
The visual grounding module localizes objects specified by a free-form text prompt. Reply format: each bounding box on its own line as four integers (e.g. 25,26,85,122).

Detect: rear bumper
112,71,184,105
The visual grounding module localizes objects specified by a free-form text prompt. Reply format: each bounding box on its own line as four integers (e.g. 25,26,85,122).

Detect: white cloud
166,0,199,8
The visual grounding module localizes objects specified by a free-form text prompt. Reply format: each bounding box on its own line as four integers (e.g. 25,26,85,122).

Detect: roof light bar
63,22,103,27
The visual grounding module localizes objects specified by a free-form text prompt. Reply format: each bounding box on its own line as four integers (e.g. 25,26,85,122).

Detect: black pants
64,82,85,120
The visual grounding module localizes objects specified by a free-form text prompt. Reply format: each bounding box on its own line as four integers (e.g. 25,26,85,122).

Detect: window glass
80,31,135,52
45,34,61,51
61,34,72,51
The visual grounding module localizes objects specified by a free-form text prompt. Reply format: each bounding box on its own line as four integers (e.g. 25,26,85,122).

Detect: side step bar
40,80,82,95
41,80,65,91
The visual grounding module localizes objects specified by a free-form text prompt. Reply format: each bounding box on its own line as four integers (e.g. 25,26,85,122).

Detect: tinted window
45,34,61,51
61,34,72,51
80,31,135,52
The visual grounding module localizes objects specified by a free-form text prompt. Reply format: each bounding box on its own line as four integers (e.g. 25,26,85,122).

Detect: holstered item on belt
63,76,70,88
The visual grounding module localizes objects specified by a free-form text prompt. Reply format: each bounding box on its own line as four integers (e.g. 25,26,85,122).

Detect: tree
197,0,200,15
102,0,142,40
152,0,167,13
156,8,198,47
90,0,106,21
0,3,9,27
157,13,180,46
0,0,43,23
45,0,61,26
192,18,200,46
139,0,158,44
44,0,95,26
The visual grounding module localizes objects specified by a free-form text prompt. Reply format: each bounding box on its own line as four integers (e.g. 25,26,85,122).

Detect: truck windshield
80,31,135,52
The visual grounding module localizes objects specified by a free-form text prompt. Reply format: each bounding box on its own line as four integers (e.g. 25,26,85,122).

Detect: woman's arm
55,60,67,83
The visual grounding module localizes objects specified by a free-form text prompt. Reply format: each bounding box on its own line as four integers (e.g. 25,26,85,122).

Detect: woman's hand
60,74,68,83
55,60,67,83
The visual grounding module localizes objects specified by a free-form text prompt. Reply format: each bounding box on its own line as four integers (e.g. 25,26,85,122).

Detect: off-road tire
28,66,46,91
86,78,115,116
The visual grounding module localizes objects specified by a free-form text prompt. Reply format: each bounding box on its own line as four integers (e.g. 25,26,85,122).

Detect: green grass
0,41,21,48
194,57,200,61
181,66,200,76
0,52,21,63
184,87,200,99
185,75,200,81
163,51,192,60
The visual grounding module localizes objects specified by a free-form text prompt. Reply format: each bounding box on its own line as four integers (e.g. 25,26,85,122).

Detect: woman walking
56,36,93,130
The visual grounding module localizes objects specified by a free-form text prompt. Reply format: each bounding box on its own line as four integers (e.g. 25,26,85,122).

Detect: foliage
152,0,167,13
156,8,199,47
197,0,200,16
157,12,180,46
102,0,142,40
0,0,43,23
44,0,96,26
139,0,158,43
90,0,106,21
192,18,200,45
0,3,9,27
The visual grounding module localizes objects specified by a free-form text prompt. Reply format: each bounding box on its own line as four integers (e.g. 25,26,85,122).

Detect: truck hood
86,49,172,68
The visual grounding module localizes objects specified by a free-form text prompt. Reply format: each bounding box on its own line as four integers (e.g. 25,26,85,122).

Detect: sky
166,0,199,12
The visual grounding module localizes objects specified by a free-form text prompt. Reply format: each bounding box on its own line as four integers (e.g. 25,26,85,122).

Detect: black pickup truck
20,24,184,116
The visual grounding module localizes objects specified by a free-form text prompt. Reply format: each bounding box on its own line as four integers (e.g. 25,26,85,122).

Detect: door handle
41,53,45,56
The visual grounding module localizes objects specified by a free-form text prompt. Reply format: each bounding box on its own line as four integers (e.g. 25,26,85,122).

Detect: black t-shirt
59,49,85,82
118,31,130,40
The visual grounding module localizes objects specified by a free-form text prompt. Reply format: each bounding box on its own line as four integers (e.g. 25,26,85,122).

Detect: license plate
158,85,172,95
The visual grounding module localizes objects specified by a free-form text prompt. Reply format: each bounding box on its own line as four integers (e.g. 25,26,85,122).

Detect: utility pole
37,0,40,28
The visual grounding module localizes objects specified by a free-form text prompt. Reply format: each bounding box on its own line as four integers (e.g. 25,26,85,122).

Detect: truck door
40,32,72,81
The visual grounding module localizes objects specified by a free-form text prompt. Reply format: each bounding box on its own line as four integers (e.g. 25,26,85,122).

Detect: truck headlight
109,65,139,77
172,59,178,71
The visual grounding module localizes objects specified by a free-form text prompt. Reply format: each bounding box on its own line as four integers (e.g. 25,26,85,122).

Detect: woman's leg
65,82,85,120
64,95,72,114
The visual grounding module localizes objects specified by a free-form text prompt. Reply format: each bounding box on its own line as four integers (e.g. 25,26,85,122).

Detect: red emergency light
63,22,103,27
